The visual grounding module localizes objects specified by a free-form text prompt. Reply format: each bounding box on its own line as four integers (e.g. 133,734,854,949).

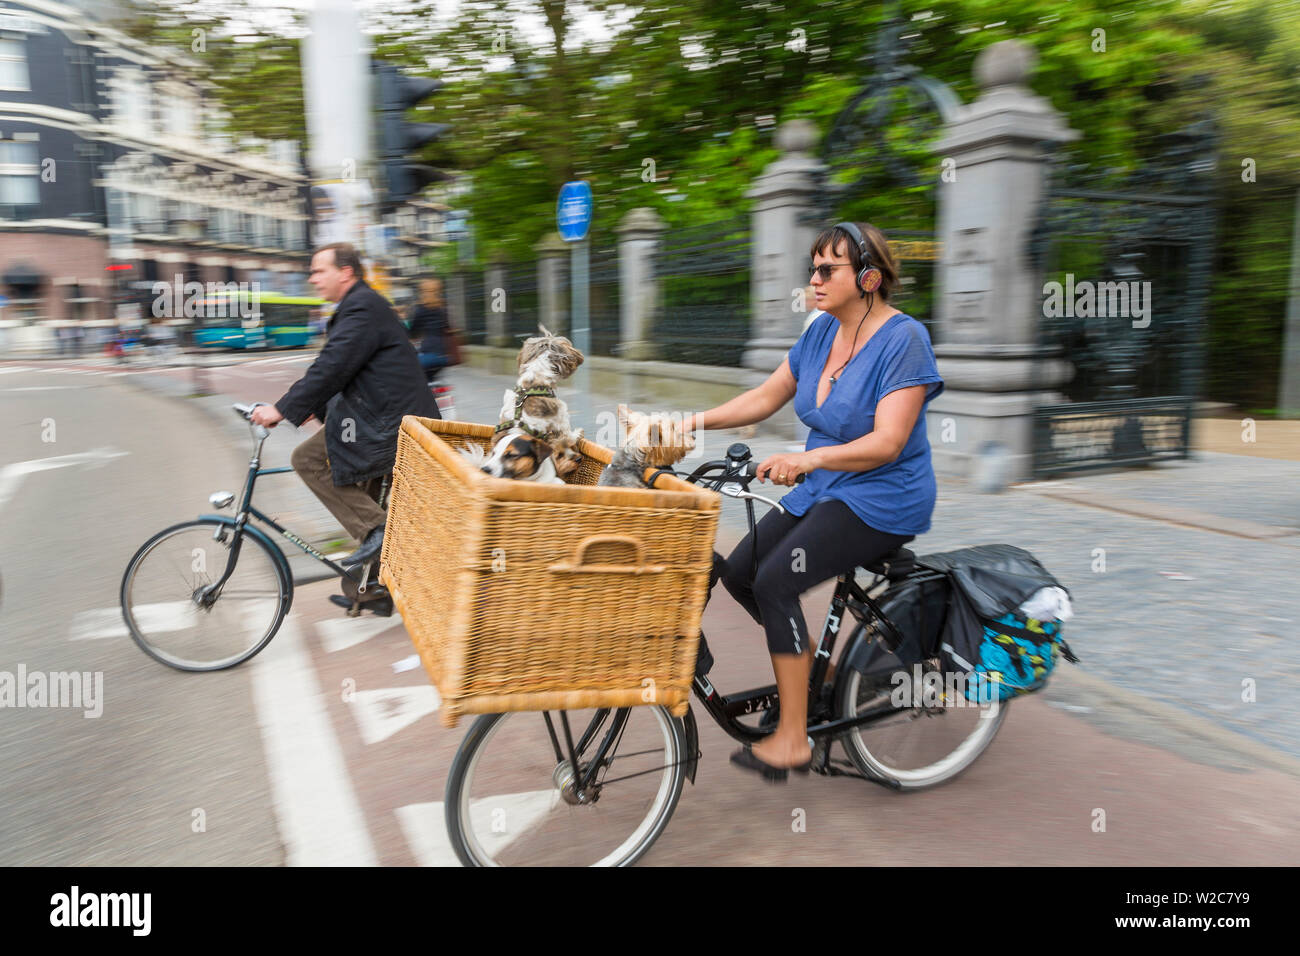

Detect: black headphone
834,221,881,298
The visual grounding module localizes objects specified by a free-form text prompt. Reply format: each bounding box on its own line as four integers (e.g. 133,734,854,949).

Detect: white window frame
0,136,40,205
0,35,30,92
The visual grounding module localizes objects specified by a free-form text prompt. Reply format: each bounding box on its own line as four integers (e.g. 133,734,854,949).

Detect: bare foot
751,734,811,769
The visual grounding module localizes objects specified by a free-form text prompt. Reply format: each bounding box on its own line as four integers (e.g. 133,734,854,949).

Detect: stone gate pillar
617,207,666,360
743,119,825,440
446,268,467,334
927,40,1078,481
536,232,568,336
484,252,508,347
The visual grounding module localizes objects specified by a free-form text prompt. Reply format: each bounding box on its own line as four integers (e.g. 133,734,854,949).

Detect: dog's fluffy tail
459,444,488,467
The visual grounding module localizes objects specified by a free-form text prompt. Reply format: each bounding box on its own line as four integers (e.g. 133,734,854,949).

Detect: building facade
0,0,310,332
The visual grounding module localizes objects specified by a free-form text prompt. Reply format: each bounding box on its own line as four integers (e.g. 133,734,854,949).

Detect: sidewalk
120,355,1300,766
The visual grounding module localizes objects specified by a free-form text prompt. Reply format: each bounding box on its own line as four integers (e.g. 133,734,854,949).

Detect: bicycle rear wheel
444,706,687,866
121,519,290,671
835,653,1008,790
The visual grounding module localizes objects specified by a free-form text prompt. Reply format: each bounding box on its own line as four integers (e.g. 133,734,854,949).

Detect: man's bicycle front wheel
444,706,687,866
120,519,291,671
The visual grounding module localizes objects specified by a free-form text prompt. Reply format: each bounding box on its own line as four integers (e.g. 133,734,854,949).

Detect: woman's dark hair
809,222,900,300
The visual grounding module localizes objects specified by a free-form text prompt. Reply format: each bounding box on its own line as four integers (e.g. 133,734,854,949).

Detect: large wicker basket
380,417,721,728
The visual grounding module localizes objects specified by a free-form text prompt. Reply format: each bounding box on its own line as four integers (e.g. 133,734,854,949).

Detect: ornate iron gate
1028,121,1217,477
809,8,954,345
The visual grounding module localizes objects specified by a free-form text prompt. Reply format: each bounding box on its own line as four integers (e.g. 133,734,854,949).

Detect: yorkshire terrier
494,324,585,478
598,404,696,488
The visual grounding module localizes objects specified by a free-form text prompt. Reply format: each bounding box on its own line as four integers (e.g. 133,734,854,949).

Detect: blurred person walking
250,243,439,606
407,277,457,383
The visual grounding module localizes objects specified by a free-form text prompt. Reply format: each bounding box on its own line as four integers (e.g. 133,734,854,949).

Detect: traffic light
373,60,451,209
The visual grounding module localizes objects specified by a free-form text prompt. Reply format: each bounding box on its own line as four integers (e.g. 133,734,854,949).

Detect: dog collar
499,386,557,439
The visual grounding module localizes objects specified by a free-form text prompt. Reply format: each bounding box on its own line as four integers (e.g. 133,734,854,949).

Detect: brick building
0,0,310,335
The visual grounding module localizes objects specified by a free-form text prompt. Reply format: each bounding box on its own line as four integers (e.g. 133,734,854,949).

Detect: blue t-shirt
779,311,944,535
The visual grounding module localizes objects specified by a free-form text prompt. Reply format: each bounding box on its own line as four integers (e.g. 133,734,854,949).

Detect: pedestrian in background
407,278,456,383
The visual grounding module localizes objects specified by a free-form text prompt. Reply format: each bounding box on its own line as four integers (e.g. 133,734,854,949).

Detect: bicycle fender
681,706,700,785
841,624,906,678
198,514,294,605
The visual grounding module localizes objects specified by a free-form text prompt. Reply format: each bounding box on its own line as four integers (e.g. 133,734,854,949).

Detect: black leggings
719,499,913,656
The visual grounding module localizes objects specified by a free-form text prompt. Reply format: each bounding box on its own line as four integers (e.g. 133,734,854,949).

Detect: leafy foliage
115,0,1300,404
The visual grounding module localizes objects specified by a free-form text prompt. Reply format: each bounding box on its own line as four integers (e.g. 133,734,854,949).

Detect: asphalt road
3,356,1299,866
0,362,280,864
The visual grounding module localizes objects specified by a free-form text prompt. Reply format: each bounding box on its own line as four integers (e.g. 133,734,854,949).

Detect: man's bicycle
120,403,385,671
442,443,1008,866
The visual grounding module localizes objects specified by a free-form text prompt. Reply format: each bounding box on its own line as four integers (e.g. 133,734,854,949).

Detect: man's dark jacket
276,279,440,486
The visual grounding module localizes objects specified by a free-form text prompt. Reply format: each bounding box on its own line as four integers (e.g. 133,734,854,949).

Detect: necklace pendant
829,375,837,385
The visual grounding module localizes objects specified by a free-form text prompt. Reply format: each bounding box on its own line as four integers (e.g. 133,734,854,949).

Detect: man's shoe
329,593,394,617
341,526,384,569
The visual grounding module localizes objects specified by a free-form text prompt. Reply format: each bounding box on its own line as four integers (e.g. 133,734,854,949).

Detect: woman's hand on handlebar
755,451,816,486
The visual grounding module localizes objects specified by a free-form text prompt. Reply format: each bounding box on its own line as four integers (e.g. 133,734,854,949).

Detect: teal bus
192,292,328,350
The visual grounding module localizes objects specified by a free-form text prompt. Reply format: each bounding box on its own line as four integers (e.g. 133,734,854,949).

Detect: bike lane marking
69,601,193,640
249,612,380,866
395,792,559,866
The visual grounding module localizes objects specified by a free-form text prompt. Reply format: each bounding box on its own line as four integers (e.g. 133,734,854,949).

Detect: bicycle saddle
861,547,916,581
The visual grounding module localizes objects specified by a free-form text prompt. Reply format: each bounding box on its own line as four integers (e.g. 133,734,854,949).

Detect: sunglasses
809,263,853,281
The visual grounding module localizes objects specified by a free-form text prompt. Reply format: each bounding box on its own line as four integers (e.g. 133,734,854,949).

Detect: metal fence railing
654,221,751,367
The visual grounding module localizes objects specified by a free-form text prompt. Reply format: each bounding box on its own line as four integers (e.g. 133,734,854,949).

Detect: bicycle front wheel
444,706,687,866
121,519,290,671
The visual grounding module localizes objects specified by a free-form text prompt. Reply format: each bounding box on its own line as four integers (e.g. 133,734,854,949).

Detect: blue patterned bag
963,613,1074,702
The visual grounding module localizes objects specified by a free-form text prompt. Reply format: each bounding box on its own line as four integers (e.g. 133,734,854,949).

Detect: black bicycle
443,442,1008,866
120,403,386,671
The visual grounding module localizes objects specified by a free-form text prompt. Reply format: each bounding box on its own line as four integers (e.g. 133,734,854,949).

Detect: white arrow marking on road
315,613,403,653
348,685,441,745
0,447,129,512
395,791,560,866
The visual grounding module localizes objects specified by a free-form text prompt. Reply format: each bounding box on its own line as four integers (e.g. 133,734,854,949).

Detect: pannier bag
917,544,1078,702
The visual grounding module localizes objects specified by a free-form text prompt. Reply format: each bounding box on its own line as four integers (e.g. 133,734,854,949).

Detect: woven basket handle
549,534,667,575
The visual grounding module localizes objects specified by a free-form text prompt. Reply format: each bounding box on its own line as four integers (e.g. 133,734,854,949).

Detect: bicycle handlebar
232,402,270,440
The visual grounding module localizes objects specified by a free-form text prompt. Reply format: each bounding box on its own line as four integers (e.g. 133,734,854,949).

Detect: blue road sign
557,181,593,242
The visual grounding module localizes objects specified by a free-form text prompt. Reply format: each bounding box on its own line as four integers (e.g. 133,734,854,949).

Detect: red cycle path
291,556,1300,867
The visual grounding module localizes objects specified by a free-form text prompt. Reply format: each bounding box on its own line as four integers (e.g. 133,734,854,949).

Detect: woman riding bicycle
685,221,944,779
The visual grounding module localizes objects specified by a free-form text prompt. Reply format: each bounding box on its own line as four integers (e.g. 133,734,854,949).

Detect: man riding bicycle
250,242,440,610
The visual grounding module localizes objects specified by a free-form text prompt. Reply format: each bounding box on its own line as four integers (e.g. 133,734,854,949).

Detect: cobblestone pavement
1015,452,1300,533
112,356,1300,762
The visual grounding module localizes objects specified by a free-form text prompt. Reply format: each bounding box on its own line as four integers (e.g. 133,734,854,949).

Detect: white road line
348,685,441,745
395,791,559,866
0,385,82,392
249,614,380,866
70,602,194,640
0,366,36,374
315,613,403,653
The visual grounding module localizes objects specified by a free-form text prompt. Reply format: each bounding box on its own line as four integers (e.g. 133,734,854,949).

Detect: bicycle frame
201,415,368,600
544,452,948,796
688,566,934,748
